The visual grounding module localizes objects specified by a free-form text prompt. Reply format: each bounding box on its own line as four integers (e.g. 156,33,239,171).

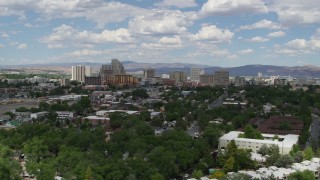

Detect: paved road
187,122,199,138
208,92,227,110
307,113,320,146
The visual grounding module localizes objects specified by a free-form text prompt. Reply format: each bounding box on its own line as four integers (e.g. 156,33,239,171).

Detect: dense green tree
287,170,315,180
257,144,269,156
23,137,50,163
274,154,294,168
241,125,263,139
131,89,149,99
303,146,314,160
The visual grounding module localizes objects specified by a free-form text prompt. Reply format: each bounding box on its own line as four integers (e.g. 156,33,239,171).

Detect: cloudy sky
0,0,319,67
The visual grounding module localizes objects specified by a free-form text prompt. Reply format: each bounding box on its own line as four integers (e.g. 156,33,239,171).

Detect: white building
190,67,202,82
56,111,74,120
28,76,49,84
71,65,92,82
96,110,139,116
31,111,48,119
218,131,299,155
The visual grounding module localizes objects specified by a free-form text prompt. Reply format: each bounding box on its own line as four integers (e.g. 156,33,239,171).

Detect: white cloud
274,28,320,55
159,36,182,44
65,49,105,57
270,0,320,25
41,24,132,48
155,0,197,8
267,31,286,38
199,0,268,16
141,36,182,51
0,1,146,28
238,49,254,54
247,36,269,42
17,43,27,49
1,33,10,38
191,25,234,43
238,20,282,31
129,10,196,35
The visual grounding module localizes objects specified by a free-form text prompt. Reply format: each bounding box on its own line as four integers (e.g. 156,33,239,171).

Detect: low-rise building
83,116,110,126
219,131,299,155
30,111,49,119
96,110,139,116
56,111,74,120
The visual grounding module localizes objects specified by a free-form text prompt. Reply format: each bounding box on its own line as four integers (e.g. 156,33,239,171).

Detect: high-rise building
143,68,155,78
100,59,126,84
169,71,187,85
60,78,70,86
214,70,229,86
190,67,202,82
200,74,215,86
85,66,92,77
71,65,92,82
234,76,246,87
111,59,126,75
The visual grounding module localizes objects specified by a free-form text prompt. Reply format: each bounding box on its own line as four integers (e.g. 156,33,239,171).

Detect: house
263,103,276,114
6,120,22,126
30,111,48,119
83,116,110,126
0,115,11,124
56,111,74,120
219,131,299,155
96,110,139,116
150,112,162,119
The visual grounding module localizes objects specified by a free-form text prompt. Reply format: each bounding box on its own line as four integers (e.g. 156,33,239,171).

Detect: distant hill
1,62,320,77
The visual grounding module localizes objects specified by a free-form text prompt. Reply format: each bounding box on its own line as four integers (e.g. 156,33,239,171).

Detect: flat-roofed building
214,70,229,86
219,131,299,155
200,74,214,86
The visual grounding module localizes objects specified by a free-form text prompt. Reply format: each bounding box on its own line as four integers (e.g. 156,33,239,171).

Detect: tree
274,154,294,167
303,146,314,160
148,147,177,178
287,170,315,180
257,144,269,156
293,151,304,163
151,173,165,180
84,166,93,180
223,156,235,172
23,137,50,163
109,112,124,129
241,125,263,139
266,145,281,166
191,169,203,179
131,89,149,99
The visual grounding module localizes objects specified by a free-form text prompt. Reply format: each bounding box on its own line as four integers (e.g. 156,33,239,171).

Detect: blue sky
0,0,319,67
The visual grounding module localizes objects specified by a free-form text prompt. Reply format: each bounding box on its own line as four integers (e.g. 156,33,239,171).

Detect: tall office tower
190,67,202,82
214,70,229,86
85,66,92,77
72,65,92,82
71,65,89,82
111,59,126,75
200,74,215,86
100,64,113,80
143,68,155,78
170,71,187,84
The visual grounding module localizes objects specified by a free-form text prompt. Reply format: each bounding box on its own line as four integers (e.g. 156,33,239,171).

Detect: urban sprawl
1,59,320,180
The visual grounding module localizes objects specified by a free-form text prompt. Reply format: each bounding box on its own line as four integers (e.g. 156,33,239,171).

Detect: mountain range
1,61,320,78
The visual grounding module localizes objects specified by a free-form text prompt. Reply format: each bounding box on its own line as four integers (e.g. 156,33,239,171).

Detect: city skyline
0,0,320,67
